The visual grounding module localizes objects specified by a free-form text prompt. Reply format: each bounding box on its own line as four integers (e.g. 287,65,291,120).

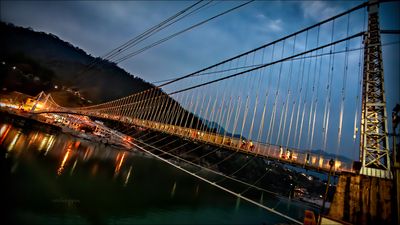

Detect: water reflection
170,181,177,198
124,166,133,187
83,145,93,161
0,124,11,144
70,159,78,175
235,197,241,211
57,142,72,176
0,122,134,183
114,152,126,177
2,122,316,225
195,184,199,197
91,163,99,176
7,130,21,152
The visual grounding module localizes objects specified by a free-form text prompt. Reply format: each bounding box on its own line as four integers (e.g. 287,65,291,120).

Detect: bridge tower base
328,173,393,225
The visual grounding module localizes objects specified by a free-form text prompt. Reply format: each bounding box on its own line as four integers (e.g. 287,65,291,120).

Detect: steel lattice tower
360,0,392,179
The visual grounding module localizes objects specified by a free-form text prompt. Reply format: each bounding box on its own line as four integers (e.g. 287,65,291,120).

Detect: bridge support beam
328,173,392,225
359,0,392,179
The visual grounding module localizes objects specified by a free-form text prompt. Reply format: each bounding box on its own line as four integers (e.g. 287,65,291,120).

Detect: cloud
300,1,342,22
255,13,266,20
253,13,284,36
267,19,283,32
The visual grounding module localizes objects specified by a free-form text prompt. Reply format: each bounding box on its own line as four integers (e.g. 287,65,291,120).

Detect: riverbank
0,110,61,133
0,109,131,150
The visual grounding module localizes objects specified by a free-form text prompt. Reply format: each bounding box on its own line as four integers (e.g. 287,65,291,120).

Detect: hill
0,22,153,105
0,21,209,129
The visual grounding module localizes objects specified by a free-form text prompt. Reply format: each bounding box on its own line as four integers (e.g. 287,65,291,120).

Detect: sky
1,0,399,160
0,0,366,83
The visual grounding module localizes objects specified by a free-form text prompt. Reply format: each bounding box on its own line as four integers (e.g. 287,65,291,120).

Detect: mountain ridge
0,21,154,104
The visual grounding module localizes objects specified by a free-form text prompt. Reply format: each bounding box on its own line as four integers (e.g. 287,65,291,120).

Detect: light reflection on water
57,142,72,176
1,122,314,225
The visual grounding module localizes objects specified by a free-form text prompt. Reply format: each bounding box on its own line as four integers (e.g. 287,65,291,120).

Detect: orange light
114,152,126,176
334,161,342,170
7,131,21,152
74,141,80,149
0,124,11,144
57,143,72,175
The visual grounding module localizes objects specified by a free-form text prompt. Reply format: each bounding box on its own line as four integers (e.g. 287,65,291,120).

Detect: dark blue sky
1,0,365,82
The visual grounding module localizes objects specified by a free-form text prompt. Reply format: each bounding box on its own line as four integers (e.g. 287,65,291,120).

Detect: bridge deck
34,110,355,174
96,114,354,174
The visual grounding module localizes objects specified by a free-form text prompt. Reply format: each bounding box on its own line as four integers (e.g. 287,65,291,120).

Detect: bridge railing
45,108,353,173
99,113,354,174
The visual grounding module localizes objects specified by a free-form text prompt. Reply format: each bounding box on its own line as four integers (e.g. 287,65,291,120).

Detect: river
1,121,316,225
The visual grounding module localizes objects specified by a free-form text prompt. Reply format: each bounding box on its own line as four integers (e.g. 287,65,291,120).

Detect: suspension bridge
24,0,399,224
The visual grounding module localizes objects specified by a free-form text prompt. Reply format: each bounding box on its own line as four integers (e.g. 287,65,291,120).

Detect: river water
1,122,315,225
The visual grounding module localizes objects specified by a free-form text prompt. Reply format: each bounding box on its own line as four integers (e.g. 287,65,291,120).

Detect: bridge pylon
359,0,392,179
